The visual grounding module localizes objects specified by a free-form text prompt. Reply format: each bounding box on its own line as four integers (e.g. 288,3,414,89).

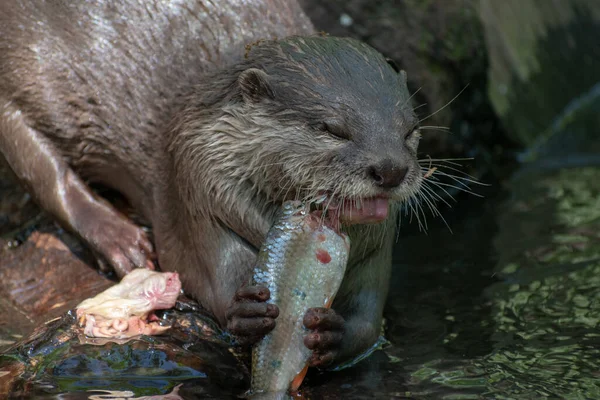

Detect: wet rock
0,231,114,351
0,165,153,352
0,300,248,398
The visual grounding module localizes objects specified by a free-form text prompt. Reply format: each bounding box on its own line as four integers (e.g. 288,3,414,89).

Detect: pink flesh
307,197,390,235
337,197,390,224
149,272,181,310
84,313,170,338
77,270,181,339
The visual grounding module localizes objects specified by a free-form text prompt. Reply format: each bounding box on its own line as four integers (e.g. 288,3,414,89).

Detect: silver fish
249,200,350,399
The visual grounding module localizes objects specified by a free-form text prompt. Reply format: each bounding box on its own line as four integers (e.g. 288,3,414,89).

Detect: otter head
171,36,423,226
235,36,422,214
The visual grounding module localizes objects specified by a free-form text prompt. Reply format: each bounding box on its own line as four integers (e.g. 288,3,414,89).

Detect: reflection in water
388,166,600,399
478,167,600,399
296,164,600,400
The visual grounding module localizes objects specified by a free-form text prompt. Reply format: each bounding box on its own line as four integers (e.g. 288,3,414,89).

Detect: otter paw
303,307,345,367
89,217,155,279
226,285,279,346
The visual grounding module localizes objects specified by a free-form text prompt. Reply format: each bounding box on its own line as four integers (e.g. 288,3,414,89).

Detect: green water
298,164,600,400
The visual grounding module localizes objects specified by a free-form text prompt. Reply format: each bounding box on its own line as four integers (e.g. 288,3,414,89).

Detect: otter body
0,0,422,366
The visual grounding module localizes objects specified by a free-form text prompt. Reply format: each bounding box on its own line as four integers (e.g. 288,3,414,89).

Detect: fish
76,269,182,339
249,200,350,399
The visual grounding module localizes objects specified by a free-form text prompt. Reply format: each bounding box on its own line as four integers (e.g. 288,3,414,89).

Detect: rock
0,300,249,398
481,0,600,159
0,230,114,351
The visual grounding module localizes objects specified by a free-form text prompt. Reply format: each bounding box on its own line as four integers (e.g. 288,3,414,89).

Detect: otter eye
322,121,350,140
386,58,400,73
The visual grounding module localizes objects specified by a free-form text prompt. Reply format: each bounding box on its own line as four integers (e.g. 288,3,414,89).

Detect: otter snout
368,159,408,189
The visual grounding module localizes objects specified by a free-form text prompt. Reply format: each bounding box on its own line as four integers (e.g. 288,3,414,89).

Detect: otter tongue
339,197,389,224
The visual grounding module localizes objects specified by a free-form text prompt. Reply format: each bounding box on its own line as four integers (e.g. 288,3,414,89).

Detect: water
300,163,600,399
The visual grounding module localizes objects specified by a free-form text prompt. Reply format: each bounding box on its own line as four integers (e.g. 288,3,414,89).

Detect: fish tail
289,364,309,392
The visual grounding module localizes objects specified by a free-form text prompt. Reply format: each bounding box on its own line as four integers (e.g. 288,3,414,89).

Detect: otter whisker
415,197,429,232
379,219,390,250
419,163,469,176
420,183,454,208
427,169,486,188
402,86,422,108
407,197,427,233
322,185,342,218
417,156,478,182
419,125,453,134
419,167,472,190
427,180,483,198
417,190,441,217
403,200,410,218
413,103,428,112
420,166,482,192
394,196,410,238
422,179,458,202
420,154,435,173
414,197,429,233
395,212,402,243
419,163,484,184
418,84,469,123
420,125,451,131
403,199,413,224
418,190,453,233
418,156,475,161
417,157,474,167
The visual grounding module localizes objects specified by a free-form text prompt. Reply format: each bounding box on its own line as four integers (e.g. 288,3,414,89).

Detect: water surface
302,162,600,399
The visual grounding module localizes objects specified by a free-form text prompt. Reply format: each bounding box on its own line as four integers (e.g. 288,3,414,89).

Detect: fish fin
290,364,309,392
324,296,335,309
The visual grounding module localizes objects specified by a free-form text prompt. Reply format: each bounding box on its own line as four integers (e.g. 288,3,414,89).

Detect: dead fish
76,269,181,339
249,200,350,399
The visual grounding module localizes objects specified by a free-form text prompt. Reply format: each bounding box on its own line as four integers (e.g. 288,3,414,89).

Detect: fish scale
250,201,350,398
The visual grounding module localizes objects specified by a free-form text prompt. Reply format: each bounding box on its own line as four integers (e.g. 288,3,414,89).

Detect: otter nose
369,161,408,189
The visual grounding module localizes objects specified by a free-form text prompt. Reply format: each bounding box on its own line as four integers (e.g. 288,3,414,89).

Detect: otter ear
399,70,408,85
385,57,408,85
238,68,274,103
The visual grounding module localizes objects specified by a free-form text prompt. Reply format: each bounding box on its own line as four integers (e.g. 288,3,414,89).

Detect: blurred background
1,0,599,398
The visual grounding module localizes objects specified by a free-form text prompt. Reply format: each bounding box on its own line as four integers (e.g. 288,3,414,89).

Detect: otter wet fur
0,0,423,368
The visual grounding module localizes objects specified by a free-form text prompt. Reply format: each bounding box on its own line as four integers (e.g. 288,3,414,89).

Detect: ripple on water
399,166,600,400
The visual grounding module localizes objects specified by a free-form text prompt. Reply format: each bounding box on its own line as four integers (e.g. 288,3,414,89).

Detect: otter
0,0,423,367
